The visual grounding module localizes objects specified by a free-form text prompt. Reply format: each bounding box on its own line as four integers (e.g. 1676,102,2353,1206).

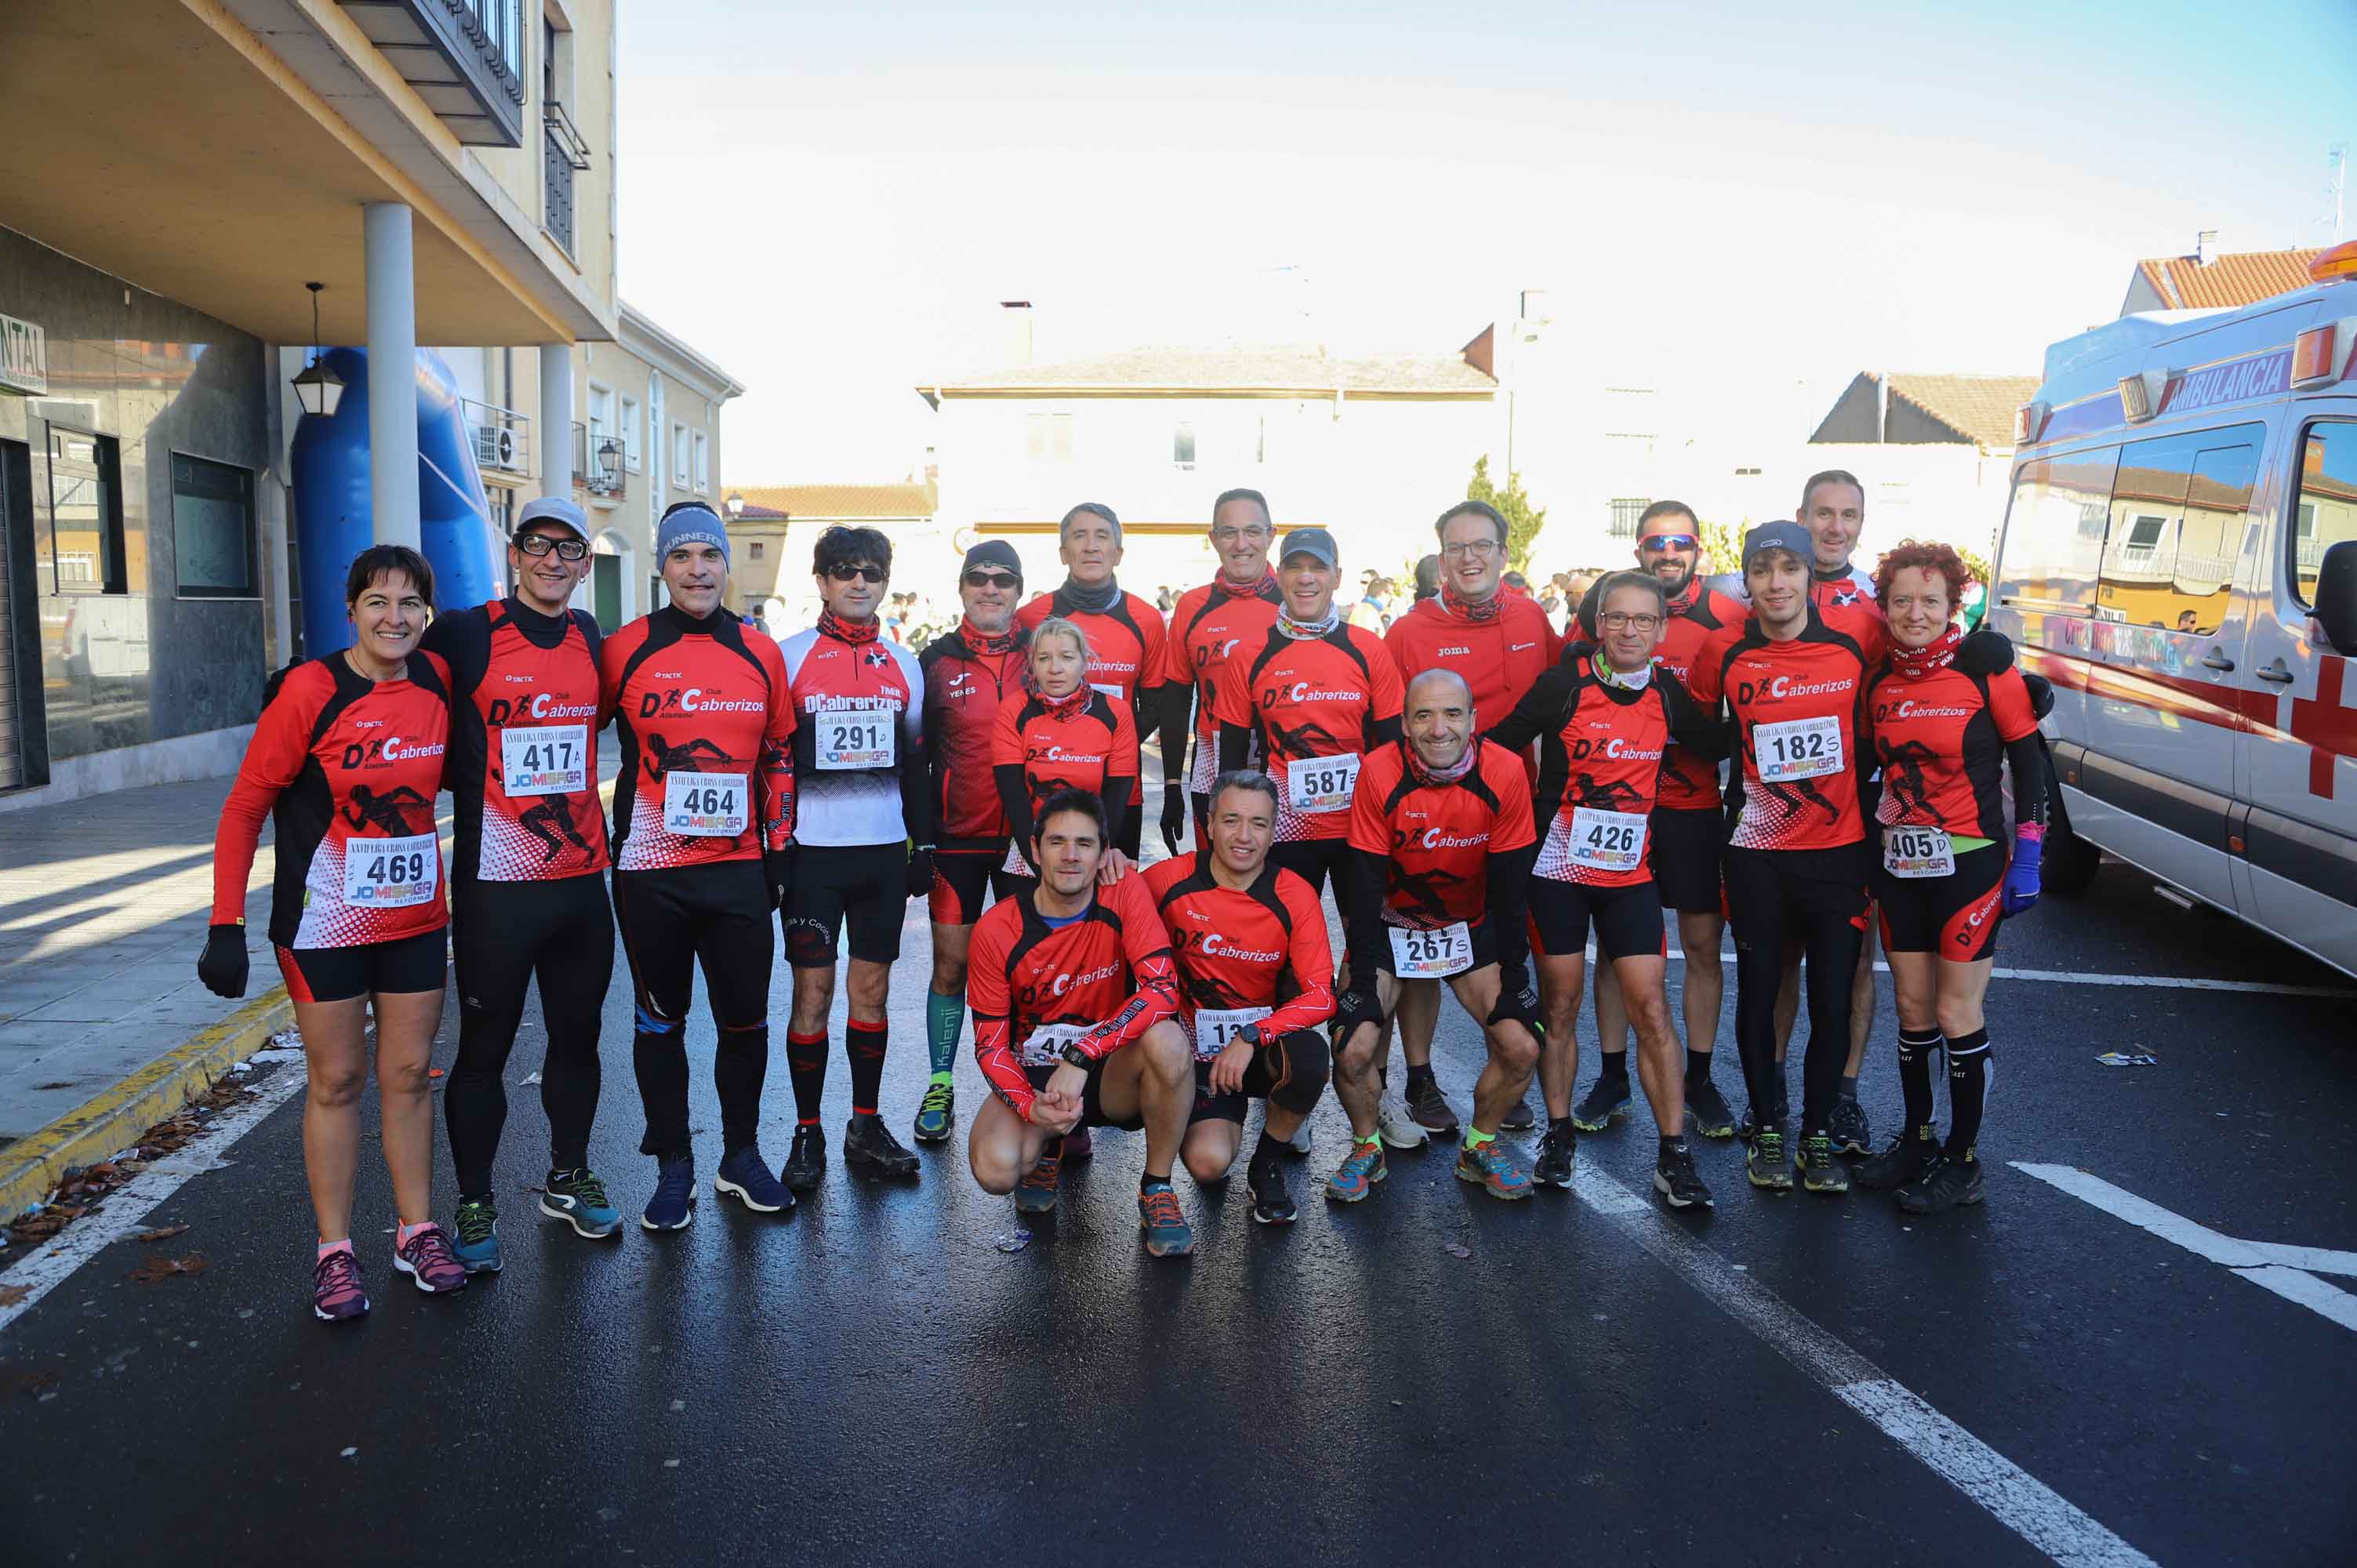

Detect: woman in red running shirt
993,615,1137,886
200,546,466,1321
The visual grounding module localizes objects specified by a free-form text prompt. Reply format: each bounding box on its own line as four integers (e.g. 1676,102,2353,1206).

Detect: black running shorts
1872,840,2007,961
276,927,446,1004
1528,876,1666,962
1650,806,1725,916
785,842,909,966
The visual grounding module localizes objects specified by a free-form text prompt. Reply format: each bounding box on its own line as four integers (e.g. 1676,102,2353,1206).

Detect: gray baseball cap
1279,526,1339,569
516,495,590,539
1741,520,1812,569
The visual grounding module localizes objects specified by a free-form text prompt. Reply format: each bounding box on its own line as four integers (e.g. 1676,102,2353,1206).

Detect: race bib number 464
343,832,438,909
500,724,587,797
816,712,895,771
1756,714,1843,783
664,771,747,837
1286,752,1361,814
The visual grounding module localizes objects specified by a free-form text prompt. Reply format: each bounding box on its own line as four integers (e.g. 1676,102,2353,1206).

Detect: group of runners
202,472,2048,1323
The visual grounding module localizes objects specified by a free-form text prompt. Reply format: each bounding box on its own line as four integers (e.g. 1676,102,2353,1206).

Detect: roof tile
2135,248,2323,310
1884,373,2043,452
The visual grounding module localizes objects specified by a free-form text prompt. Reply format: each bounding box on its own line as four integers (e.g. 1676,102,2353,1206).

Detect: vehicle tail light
2291,318,2357,387
2119,369,2168,423
2014,400,2049,445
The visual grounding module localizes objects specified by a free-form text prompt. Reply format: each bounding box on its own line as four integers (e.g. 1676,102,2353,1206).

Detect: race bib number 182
1756,714,1843,782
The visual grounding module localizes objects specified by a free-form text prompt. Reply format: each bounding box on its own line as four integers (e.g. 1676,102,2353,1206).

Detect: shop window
620,395,642,471
1173,421,1195,469
170,453,256,597
46,426,124,595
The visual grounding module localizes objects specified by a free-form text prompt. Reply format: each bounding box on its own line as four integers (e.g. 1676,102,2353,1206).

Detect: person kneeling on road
965,789,1200,1256
1143,771,1335,1227
1328,669,1544,1203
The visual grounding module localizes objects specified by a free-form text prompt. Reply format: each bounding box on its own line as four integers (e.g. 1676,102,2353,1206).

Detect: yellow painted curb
0,985,296,1222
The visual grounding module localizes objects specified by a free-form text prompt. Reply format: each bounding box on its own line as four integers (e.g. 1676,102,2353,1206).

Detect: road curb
0,986,296,1222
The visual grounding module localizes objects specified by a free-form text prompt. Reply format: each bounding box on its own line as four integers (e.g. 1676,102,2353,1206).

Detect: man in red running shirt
965,790,1198,1257
1015,503,1168,858
1146,772,1335,1226
1158,488,1283,852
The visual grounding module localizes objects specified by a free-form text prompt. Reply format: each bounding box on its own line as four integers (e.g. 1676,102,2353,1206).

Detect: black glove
764,847,796,913
1160,791,1186,858
1956,626,2015,677
1328,986,1382,1051
197,923,249,1000
1487,972,1540,1032
2022,671,2056,720
906,844,935,900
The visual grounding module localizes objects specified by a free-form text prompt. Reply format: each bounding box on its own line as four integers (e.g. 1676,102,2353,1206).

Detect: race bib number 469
816,712,895,771
1756,714,1843,782
663,771,747,837
343,831,438,909
1286,752,1361,814
500,724,587,797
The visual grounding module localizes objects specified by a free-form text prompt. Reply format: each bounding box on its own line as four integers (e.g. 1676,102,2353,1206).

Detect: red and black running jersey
968,874,1178,1119
1162,575,1282,794
1690,608,1872,851
420,597,607,882
1346,739,1537,924
600,604,795,870
992,687,1137,864
1212,622,1404,843
919,625,1027,850
1863,663,2039,842
1382,592,1561,741
1651,586,1745,811
1015,586,1168,805
212,651,453,949
1142,851,1335,1051
1491,656,1713,887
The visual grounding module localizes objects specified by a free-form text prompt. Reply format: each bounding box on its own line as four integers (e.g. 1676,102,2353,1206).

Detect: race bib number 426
1570,806,1647,873
500,724,587,797
343,831,438,909
1286,752,1360,814
664,771,747,837
1756,714,1843,782
816,712,895,771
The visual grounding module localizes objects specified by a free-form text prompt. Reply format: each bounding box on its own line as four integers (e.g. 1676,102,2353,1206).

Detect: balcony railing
543,99,589,255
338,1,526,147
461,398,531,477
572,421,624,497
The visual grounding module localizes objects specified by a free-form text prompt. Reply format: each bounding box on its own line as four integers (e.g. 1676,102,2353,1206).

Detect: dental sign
0,313,45,396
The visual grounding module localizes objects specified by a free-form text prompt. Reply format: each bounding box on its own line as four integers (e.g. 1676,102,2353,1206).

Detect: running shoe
1015,1145,1062,1214
1287,1120,1313,1155
1324,1138,1387,1203
452,1199,501,1274
1896,1152,1985,1215
912,1080,955,1145
1248,1158,1298,1225
715,1146,795,1214
1406,1077,1460,1138
1856,1126,1942,1191
1064,1125,1095,1163
642,1153,696,1230
1796,1132,1851,1195
1736,1095,1789,1145
311,1248,369,1323
1686,1076,1738,1140
1533,1124,1576,1189
1454,1138,1534,1201
782,1125,826,1192
540,1168,622,1240
844,1113,920,1178
1829,1098,1872,1156
1654,1144,1714,1209
1501,1094,1538,1132
1376,1097,1429,1150
393,1224,468,1294
1139,1183,1196,1257
1746,1128,1794,1192
1571,1073,1632,1133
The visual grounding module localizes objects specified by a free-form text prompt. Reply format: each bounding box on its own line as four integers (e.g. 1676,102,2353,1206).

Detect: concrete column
540,343,575,497
362,202,420,550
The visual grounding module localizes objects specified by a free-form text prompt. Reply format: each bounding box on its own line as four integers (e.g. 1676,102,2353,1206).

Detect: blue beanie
657,503,729,568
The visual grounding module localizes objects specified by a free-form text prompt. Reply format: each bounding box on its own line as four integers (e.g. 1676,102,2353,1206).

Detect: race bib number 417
500,724,587,797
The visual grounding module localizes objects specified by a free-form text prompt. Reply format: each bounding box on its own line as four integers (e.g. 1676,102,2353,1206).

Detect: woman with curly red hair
1853,539,2046,1215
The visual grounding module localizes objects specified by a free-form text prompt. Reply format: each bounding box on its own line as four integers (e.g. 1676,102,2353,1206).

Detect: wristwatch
1233,1022,1264,1050
1061,1041,1093,1069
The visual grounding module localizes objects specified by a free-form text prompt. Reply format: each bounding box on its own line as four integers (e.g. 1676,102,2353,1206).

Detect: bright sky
616,1,2355,485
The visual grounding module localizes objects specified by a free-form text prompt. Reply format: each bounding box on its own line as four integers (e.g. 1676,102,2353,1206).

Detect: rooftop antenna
2330,143,2348,245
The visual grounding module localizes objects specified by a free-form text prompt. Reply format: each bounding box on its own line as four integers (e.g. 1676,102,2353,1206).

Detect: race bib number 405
1570,806,1647,873
1192,1006,1271,1062
663,771,747,837
1883,826,1956,879
1756,714,1843,782
1389,921,1473,979
1286,752,1361,814
816,711,895,771
500,724,587,797
343,831,438,909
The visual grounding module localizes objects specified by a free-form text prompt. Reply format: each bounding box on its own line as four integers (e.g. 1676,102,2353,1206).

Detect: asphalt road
2,821,2352,1566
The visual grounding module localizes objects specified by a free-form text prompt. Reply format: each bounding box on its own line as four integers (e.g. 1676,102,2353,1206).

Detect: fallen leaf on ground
1442,1242,1473,1259
133,1225,190,1243
128,1254,209,1283
0,1283,30,1307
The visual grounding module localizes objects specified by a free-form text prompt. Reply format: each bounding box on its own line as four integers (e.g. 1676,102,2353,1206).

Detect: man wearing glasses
779,525,932,1189
424,496,623,1268
1380,500,1561,1138
1159,488,1284,853
911,542,1032,1145
1579,503,1745,1142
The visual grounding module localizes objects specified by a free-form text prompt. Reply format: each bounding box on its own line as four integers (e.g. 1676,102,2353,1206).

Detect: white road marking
0,1049,307,1338
2013,1163,2357,1334
1571,1165,2156,1566
1653,947,2355,999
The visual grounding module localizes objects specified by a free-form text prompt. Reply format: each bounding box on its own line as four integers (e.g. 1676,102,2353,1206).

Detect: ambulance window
1997,445,2117,619
2292,422,2357,608
2100,428,2259,637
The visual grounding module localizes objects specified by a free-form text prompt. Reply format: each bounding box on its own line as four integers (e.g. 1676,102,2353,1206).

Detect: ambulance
1990,240,2357,978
